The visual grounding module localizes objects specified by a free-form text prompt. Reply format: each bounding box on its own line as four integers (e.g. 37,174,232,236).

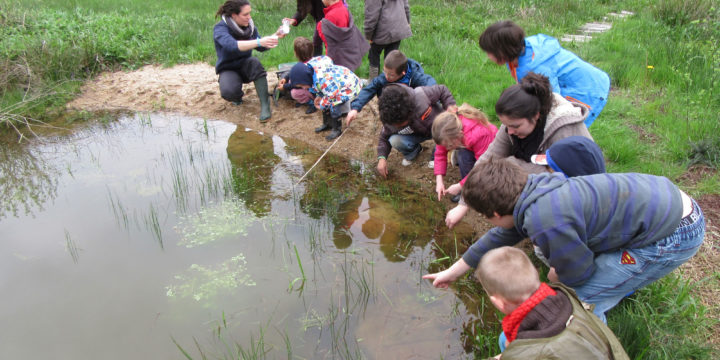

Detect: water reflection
0,143,58,219
0,112,496,360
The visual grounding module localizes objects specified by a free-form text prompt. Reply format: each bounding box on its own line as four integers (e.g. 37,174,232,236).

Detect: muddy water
0,113,499,359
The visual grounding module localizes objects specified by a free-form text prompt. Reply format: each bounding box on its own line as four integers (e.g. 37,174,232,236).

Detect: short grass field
2,0,719,358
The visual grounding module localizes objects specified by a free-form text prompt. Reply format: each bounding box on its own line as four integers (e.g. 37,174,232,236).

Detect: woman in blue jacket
479,20,610,127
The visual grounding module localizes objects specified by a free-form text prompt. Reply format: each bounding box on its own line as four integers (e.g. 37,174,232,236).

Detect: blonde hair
432,103,490,145
474,246,540,303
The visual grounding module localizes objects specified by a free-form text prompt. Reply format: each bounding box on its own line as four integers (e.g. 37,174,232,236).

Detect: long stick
295,124,350,185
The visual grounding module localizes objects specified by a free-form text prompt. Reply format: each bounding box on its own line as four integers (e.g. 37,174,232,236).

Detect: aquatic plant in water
175,198,254,248
165,254,256,302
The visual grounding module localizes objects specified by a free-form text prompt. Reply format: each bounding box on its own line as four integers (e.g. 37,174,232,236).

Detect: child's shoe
294,102,303,108
305,103,317,114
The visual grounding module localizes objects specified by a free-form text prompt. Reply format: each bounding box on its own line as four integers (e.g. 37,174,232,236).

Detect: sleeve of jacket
404,0,411,24
462,226,524,268
363,0,382,40
527,206,596,286
214,24,241,58
377,126,393,158
423,85,456,108
434,144,448,176
351,76,386,111
292,0,311,25
413,72,437,87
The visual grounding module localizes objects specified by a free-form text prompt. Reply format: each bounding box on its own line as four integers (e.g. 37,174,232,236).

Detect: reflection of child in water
337,197,405,261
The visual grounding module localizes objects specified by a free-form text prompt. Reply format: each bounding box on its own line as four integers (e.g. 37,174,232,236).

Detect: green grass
2,0,719,357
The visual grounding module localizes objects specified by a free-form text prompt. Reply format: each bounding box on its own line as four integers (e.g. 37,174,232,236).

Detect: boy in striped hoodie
424,157,705,322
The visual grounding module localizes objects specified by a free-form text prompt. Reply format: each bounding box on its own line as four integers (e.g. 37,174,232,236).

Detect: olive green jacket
496,283,629,360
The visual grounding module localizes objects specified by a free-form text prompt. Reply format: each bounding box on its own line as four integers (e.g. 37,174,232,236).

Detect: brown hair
432,104,490,145
215,0,250,18
474,246,540,303
462,156,528,217
495,72,554,124
383,50,408,75
478,20,526,63
293,37,314,62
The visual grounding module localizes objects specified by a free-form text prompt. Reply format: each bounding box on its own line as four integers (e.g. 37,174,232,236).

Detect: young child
363,0,412,79
475,246,629,359
479,20,610,127
317,0,369,71
289,53,362,141
432,104,498,203
376,83,457,177
424,157,705,323
531,136,606,177
346,50,436,126
278,37,318,114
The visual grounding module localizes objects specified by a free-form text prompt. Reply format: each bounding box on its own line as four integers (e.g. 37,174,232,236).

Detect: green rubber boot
254,77,271,122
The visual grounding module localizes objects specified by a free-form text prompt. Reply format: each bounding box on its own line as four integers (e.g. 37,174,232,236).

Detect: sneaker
401,158,413,166
427,160,434,169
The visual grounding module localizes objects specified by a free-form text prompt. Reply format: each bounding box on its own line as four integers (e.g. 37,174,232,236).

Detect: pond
0,113,501,359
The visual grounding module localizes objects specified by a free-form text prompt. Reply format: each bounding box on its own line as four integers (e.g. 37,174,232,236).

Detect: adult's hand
377,158,388,178
274,26,288,39
445,203,469,229
259,36,278,48
282,18,297,26
345,109,358,127
422,258,471,288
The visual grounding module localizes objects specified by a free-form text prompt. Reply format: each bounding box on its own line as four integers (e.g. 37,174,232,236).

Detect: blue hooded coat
511,34,610,127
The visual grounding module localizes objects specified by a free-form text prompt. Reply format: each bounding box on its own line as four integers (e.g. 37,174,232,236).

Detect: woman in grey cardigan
364,0,412,79
445,72,592,228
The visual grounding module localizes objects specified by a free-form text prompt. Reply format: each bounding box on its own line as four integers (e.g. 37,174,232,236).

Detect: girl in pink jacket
432,104,498,202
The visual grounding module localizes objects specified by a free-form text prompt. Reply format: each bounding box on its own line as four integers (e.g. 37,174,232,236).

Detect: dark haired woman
479,20,610,127
214,0,285,122
445,72,592,228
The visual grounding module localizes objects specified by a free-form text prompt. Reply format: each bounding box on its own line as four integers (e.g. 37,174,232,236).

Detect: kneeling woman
213,0,286,122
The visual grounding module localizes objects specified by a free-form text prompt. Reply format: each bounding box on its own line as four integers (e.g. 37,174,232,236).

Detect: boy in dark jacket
475,246,629,359
424,157,705,323
363,0,412,79
346,50,436,126
375,83,456,177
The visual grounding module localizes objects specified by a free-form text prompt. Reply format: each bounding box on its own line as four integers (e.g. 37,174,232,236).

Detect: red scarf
501,283,557,343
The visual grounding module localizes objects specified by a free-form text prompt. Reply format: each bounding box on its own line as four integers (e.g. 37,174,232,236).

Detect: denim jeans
573,199,705,323
388,134,431,160
456,148,477,178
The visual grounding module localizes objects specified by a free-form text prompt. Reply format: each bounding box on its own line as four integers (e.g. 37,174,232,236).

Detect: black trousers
368,41,401,68
218,57,266,102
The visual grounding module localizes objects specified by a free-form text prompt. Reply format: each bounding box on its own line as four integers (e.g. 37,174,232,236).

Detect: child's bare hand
377,158,388,178
278,78,287,87
447,105,458,113
446,183,462,196
436,181,446,201
445,204,468,228
345,109,358,126
314,96,321,108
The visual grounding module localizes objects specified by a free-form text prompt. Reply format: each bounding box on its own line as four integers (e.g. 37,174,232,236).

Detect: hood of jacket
523,34,561,67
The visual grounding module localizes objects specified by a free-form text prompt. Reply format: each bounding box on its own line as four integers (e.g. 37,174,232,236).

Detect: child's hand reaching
435,175,446,200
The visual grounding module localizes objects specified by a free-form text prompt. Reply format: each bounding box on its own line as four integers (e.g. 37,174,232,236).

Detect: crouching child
289,52,362,141
475,246,629,359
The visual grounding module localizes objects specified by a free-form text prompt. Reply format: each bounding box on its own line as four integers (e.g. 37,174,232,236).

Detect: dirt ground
67,63,719,345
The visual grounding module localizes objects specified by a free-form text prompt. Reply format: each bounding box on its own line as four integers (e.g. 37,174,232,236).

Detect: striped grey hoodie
462,172,683,286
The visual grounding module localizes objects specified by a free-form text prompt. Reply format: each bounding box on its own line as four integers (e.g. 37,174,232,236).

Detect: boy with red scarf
475,247,628,359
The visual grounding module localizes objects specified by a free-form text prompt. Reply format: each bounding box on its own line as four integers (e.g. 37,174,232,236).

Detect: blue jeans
573,199,705,323
456,148,477,178
388,134,431,160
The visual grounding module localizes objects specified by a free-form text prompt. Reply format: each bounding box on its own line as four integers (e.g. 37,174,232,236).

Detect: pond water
0,113,500,359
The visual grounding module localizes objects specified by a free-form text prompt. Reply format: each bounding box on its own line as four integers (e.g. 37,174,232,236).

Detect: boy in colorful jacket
475,246,629,359
290,55,362,141
345,50,436,126
424,157,705,323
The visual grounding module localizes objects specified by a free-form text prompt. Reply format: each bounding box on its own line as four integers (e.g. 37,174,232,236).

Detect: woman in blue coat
479,20,610,127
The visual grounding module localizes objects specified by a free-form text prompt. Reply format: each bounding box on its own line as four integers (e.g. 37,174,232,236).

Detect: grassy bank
2,0,718,357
